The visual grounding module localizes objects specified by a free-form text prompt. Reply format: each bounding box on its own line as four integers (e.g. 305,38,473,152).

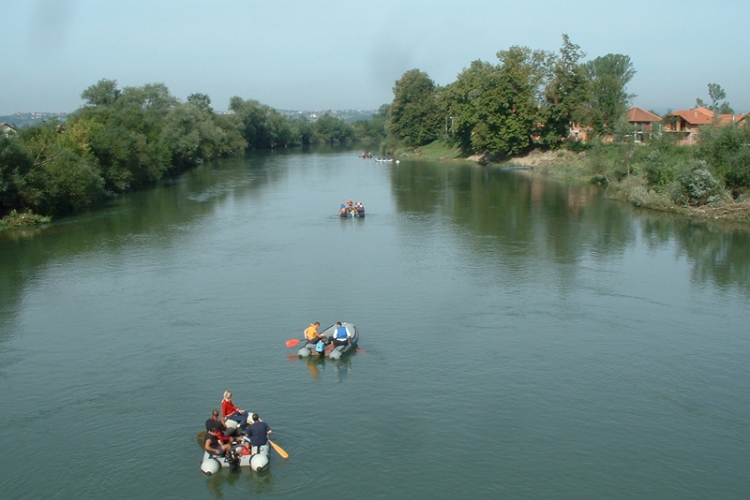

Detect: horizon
3,1,749,116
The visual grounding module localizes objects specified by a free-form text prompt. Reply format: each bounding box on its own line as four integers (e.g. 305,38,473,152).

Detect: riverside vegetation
0,80,387,230
381,35,750,224
4,34,749,229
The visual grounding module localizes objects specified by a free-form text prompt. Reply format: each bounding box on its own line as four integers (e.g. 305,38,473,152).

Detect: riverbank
504,149,750,225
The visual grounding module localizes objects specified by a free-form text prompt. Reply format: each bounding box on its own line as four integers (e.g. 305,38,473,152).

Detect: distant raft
339,202,365,218
297,322,359,360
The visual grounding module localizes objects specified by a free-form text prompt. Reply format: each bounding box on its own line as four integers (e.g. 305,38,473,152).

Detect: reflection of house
626,107,661,142
663,107,746,145
0,122,18,136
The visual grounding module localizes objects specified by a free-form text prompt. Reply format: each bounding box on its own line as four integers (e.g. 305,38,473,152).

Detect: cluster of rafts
200,323,359,475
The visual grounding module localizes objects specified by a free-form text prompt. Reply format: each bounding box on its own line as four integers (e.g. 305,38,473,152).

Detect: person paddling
304,321,324,344
244,413,272,455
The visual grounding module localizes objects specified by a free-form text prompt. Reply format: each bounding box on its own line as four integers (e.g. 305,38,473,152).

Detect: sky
2,0,749,115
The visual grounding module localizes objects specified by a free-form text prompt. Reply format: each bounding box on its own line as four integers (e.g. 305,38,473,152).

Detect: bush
670,160,725,206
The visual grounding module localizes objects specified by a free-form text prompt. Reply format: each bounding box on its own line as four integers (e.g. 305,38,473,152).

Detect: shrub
670,160,725,206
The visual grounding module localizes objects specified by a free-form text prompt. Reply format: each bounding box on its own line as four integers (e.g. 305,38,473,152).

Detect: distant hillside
0,112,68,129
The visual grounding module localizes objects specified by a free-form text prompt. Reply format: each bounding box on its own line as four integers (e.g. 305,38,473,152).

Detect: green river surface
0,148,748,499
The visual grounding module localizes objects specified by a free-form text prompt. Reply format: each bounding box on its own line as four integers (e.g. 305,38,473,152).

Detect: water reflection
389,160,750,295
204,467,273,498
288,353,357,382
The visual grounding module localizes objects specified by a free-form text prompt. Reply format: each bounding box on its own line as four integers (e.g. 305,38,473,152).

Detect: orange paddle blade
286,339,300,347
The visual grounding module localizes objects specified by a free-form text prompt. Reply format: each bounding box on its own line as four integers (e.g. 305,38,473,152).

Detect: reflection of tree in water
390,160,750,296
204,467,273,498
0,152,281,344
640,214,750,295
390,161,633,267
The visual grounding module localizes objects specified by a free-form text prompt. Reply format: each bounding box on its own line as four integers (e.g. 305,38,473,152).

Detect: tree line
383,36,750,211
385,34,635,156
0,79,387,219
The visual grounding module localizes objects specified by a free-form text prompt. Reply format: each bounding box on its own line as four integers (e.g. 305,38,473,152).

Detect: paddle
285,339,301,347
268,439,289,459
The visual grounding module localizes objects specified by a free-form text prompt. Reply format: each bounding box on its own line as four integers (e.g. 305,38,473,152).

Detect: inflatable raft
200,418,270,474
297,322,359,360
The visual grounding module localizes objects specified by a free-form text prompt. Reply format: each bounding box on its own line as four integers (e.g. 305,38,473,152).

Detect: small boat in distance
339,200,365,218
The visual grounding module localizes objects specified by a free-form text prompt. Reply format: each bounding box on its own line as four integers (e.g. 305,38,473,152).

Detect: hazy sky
2,0,749,114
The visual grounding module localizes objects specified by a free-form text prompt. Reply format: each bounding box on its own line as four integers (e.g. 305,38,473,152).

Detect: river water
1,148,748,499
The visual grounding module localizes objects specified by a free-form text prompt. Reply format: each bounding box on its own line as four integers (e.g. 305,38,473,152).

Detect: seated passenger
205,409,231,443
221,390,249,429
332,321,351,347
204,427,231,457
356,202,365,215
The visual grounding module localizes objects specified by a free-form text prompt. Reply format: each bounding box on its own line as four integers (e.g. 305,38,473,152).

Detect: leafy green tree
585,54,636,136
229,97,273,148
540,35,588,146
13,121,104,214
441,60,495,153
696,83,733,114
0,136,34,213
314,114,354,144
442,47,545,157
387,69,442,147
187,93,213,112
81,79,121,107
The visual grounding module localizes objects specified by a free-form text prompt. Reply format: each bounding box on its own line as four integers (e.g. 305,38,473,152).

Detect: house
626,106,662,142
0,122,18,137
663,106,746,145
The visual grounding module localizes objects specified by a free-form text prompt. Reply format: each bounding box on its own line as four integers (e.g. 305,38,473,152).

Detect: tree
697,83,733,114
540,34,588,146
81,79,121,107
585,54,636,136
442,47,545,157
187,93,213,112
387,69,442,147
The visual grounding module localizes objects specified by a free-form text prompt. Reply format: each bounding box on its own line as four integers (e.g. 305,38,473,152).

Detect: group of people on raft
203,391,272,458
340,199,365,217
304,321,353,356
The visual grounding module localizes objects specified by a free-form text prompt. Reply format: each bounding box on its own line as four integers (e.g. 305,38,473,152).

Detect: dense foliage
387,35,636,158
581,124,750,207
0,80,364,219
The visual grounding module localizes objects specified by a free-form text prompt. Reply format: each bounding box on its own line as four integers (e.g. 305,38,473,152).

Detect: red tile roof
668,109,714,126
626,107,661,122
718,113,746,126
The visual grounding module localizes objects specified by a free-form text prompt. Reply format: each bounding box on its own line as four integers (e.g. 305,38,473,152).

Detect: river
1,148,748,499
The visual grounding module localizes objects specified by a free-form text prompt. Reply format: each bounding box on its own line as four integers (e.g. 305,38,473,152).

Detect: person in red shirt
221,391,249,429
